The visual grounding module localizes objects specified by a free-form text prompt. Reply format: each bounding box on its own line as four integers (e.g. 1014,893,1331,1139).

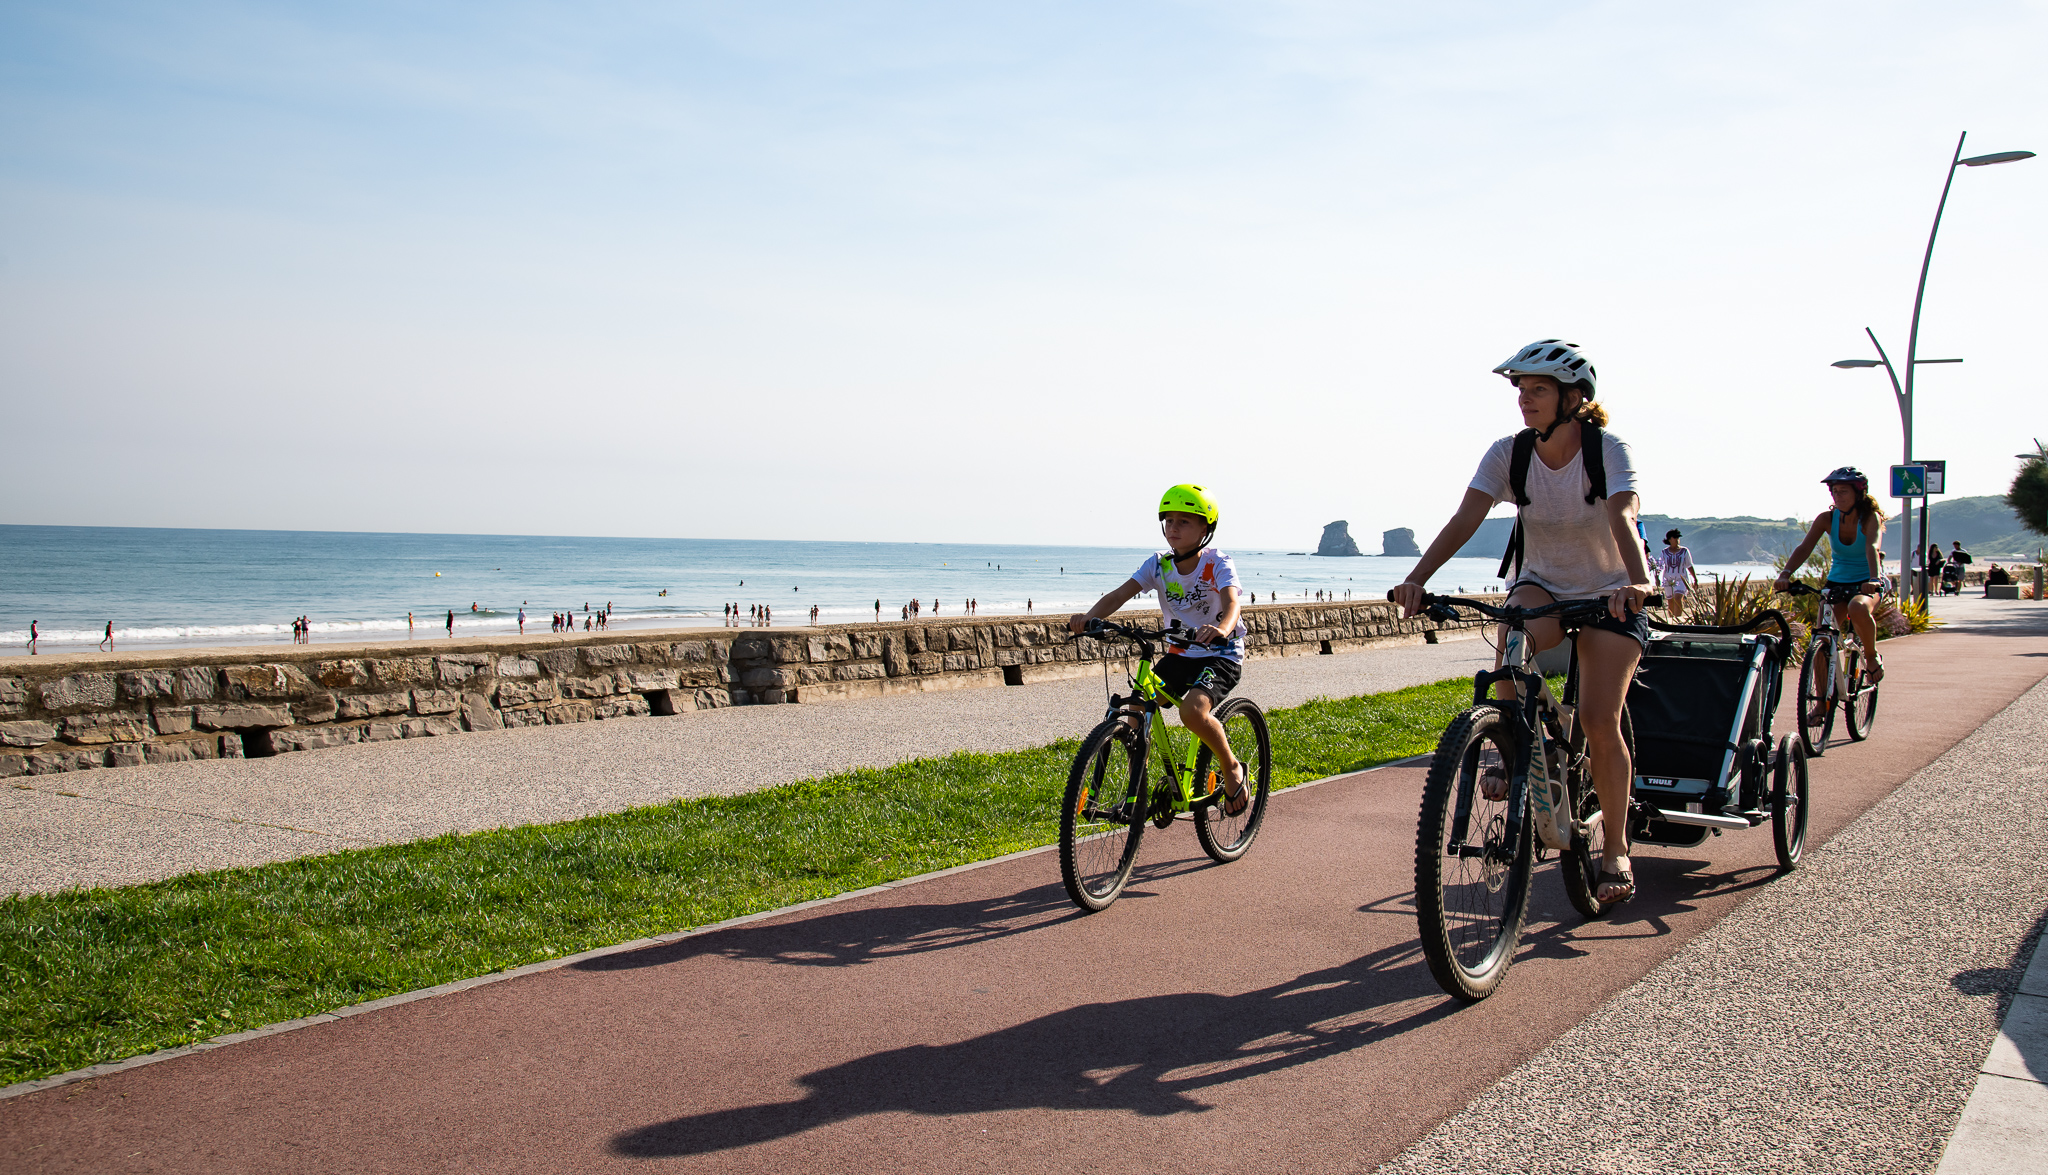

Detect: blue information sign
1891,463,1927,498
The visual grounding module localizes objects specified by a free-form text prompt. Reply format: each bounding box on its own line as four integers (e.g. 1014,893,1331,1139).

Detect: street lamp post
1832,131,2033,603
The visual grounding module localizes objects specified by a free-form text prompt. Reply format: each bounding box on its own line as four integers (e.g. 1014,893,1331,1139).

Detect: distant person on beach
446,609,455,637
902,604,909,620
28,620,37,653
408,612,414,635
874,599,881,621
1026,598,1032,611
101,621,113,651
518,607,525,634
1656,530,1700,621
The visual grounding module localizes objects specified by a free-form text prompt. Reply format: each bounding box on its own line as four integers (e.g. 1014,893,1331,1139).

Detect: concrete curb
1934,931,2048,1173
0,752,1433,1102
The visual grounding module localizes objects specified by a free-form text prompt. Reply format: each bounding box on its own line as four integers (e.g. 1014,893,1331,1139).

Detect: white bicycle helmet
1493,339,1597,397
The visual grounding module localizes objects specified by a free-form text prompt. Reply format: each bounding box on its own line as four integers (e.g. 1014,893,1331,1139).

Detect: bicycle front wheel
1415,706,1533,1002
1194,697,1272,863
1796,638,1835,757
1843,650,1880,741
1060,720,1148,912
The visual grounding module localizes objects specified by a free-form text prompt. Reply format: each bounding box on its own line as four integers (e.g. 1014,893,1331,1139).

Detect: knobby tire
1414,706,1533,1002
1194,697,1272,863
1059,719,1147,912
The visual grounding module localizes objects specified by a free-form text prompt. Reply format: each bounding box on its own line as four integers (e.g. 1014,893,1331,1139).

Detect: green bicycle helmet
1158,484,1218,549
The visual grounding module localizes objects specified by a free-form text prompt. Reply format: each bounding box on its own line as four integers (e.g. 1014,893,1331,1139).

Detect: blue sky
2,2,2042,548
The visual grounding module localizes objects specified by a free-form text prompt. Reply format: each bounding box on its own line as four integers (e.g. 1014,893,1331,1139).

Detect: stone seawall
0,600,1494,778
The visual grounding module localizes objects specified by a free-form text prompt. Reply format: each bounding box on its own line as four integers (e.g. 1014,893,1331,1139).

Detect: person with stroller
1393,339,1653,905
1774,467,1887,683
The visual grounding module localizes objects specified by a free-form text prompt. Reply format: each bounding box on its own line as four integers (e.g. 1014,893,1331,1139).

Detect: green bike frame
1124,654,1225,814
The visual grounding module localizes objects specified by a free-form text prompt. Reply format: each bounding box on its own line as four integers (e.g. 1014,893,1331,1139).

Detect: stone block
542,701,595,725
60,711,152,745
632,643,673,665
0,720,56,748
422,716,462,737
192,704,291,731
851,633,882,659
692,688,732,710
882,635,911,677
909,652,943,674
753,688,786,705
597,696,651,720
315,660,371,689
39,673,117,713
435,656,485,686
411,689,461,715
144,739,212,765
942,653,979,672
0,678,24,707
524,649,572,678
496,679,558,708
834,662,886,682
174,666,220,701
272,726,357,754
740,667,796,690
118,670,179,701
808,634,853,662
581,644,636,671
369,658,435,688
495,656,539,678
362,721,405,743
947,628,979,652
0,753,22,778
498,708,545,729
796,667,829,686
993,626,1016,648
461,693,502,732
615,667,679,692
905,628,929,654
107,743,146,768
672,640,729,667
223,663,314,700
293,694,340,725
28,749,102,774
218,733,245,759
731,636,774,663
557,676,615,699
770,636,808,663
337,692,411,720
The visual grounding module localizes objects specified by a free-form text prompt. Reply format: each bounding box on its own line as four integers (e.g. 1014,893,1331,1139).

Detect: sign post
1917,460,1946,596
1891,463,1928,596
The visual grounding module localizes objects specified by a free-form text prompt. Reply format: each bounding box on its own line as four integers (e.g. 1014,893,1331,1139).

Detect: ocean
0,525,1773,655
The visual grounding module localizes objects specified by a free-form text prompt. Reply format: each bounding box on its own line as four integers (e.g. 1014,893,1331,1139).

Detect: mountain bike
1784,581,1881,755
1400,591,1647,1002
1058,618,1272,912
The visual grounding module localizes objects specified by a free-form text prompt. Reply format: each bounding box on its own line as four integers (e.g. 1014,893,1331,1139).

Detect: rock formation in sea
1316,521,1363,557
1381,528,1420,557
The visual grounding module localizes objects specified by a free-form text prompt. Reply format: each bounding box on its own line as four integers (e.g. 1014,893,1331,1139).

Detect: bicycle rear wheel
1415,706,1533,1002
1771,734,1809,870
1060,720,1148,912
1796,638,1835,757
1842,650,1880,741
1194,697,1272,863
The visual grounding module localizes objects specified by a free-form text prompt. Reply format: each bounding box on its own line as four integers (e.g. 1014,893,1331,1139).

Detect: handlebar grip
1644,594,1664,609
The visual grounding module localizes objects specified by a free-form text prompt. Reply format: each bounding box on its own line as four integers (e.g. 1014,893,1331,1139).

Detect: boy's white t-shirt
1130,548,1246,660
1469,428,1640,601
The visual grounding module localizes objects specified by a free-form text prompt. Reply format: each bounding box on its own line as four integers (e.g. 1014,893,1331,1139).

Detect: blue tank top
1826,508,1871,584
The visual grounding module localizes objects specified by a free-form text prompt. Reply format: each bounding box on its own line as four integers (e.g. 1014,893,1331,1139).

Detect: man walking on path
99,621,113,651
445,609,454,638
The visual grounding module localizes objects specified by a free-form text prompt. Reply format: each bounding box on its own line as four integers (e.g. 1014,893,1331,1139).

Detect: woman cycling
1392,339,1654,905
1774,467,1887,683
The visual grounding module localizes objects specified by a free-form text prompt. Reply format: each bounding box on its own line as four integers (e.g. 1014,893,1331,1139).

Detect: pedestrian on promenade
446,609,455,637
1656,529,1700,621
101,621,113,651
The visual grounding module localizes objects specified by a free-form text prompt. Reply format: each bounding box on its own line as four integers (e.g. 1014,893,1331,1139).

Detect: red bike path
5,627,2046,1173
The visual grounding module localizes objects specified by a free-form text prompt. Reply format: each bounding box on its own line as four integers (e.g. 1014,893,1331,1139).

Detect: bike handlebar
1077,617,1227,651
1387,590,1662,626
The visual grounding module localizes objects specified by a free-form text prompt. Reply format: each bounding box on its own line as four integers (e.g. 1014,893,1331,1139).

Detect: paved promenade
2,597,2043,1172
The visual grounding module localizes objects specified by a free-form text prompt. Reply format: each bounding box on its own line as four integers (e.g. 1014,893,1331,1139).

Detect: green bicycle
1058,617,1273,912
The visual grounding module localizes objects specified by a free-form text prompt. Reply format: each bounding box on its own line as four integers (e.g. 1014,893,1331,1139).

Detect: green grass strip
0,676,1474,1085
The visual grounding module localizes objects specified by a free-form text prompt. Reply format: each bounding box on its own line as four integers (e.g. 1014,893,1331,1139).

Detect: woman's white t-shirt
1469,427,1640,601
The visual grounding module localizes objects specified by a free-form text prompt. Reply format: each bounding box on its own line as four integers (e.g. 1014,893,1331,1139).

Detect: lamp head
1960,150,2035,167
1832,359,1884,368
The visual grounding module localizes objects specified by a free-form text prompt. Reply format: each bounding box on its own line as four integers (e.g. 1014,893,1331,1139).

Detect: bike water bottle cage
1497,423,1609,581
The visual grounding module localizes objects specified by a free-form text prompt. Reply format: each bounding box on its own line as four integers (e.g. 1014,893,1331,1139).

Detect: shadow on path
609,942,1450,1158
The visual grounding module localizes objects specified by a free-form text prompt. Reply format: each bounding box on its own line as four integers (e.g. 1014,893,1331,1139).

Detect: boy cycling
1068,484,1252,815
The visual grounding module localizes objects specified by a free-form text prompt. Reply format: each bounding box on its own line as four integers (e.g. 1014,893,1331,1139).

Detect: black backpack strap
1497,429,1539,580
1580,421,1608,504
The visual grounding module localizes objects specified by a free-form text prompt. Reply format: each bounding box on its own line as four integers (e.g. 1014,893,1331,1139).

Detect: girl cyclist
1392,339,1654,905
1774,467,1887,683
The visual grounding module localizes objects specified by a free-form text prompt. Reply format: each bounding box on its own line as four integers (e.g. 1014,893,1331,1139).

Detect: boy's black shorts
1154,654,1241,703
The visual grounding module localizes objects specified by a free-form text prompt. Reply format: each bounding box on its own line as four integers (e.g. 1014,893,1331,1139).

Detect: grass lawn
0,675,1474,1086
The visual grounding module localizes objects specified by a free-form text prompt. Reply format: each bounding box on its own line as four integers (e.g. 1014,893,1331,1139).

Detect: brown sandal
1596,866,1636,905
1220,763,1251,817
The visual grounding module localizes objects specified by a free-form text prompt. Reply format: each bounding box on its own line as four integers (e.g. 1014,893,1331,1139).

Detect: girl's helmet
1822,466,1869,492
1159,484,1218,547
1493,339,1598,397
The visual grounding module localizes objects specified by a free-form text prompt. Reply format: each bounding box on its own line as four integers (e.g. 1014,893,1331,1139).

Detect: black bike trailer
1626,610,1810,868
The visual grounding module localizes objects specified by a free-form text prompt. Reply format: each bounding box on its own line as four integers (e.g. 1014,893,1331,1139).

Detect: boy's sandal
1595,867,1636,905
1220,763,1251,817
